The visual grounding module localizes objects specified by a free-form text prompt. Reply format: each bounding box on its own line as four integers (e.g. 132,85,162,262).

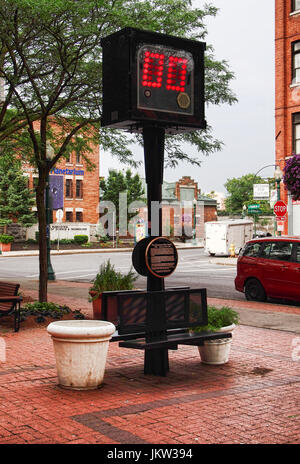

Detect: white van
205,219,254,256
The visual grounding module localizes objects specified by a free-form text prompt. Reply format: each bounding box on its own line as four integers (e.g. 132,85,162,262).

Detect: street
0,248,242,300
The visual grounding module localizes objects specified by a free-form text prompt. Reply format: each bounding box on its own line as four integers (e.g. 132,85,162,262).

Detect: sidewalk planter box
198,324,236,365
47,320,115,390
89,290,103,320
0,234,14,252
0,243,12,252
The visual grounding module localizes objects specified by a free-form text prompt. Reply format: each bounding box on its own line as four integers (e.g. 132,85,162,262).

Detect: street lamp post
46,142,56,281
274,165,283,236
192,198,197,245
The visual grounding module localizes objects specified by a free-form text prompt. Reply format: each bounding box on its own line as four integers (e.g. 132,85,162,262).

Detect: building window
292,0,300,12
33,177,39,190
66,179,73,198
76,179,83,199
292,41,300,85
66,211,73,222
293,113,300,154
76,152,81,164
76,211,83,222
65,153,71,163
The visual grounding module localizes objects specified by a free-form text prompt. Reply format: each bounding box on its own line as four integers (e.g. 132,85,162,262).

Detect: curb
0,244,204,258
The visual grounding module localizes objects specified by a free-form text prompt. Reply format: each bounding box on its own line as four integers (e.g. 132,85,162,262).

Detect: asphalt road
0,248,242,300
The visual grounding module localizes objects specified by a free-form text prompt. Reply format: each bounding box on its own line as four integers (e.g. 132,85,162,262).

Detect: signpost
273,200,287,218
248,204,261,236
253,184,269,201
56,209,63,251
274,201,287,236
248,204,261,214
101,28,206,375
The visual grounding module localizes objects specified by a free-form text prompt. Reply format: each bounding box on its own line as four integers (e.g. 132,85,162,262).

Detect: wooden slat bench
0,282,22,332
101,287,231,376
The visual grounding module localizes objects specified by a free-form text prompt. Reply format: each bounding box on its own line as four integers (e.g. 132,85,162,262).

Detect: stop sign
274,200,287,218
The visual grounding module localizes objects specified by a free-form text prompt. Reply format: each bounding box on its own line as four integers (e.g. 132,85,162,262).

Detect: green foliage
73,235,89,245
0,0,237,167
100,169,145,228
20,301,85,323
0,234,14,243
0,0,237,302
225,174,274,215
0,153,36,227
89,260,138,300
193,305,239,333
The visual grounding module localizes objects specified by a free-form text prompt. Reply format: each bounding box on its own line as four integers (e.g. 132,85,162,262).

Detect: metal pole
276,178,281,236
142,125,168,376
193,201,196,244
46,172,56,281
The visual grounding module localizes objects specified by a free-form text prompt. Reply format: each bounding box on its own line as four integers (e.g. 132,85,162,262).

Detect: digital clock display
137,44,194,115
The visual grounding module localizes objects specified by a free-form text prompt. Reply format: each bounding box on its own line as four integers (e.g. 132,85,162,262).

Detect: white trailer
205,219,254,256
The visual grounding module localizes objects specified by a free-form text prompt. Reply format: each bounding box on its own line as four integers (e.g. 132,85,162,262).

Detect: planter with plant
192,305,239,365
89,260,138,320
0,234,14,252
20,301,85,326
283,154,300,201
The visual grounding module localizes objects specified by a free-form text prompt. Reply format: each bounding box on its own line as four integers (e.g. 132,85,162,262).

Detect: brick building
275,0,300,234
23,138,99,241
138,176,217,241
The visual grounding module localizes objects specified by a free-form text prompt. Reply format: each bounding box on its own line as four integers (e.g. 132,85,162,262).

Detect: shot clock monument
101,28,206,375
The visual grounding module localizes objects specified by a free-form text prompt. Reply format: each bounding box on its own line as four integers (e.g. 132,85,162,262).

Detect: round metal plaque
145,237,178,279
176,92,191,109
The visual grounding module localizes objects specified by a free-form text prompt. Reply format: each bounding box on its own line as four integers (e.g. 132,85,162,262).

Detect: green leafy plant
193,305,239,333
20,301,85,323
73,235,89,245
0,234,14,244
89,260,138,300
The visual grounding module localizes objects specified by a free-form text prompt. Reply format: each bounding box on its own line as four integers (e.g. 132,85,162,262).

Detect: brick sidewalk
0,304,299,444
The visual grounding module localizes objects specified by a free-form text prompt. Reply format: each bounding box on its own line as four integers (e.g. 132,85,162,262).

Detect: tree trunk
36,168,48,302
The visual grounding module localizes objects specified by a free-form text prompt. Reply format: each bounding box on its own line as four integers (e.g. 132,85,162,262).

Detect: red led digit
142,50,165,88
166,55,188,92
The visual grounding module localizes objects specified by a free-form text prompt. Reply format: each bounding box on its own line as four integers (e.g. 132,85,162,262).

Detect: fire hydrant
229,243,235,257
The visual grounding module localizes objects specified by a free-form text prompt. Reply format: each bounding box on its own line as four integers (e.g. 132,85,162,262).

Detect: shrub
73,235,89,244
192,305,239,333
0,234,14,244
20,301,85,323
89,260,138,300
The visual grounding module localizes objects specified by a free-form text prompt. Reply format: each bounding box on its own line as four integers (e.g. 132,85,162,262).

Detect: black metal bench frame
102,287,231,376
0,282,22,332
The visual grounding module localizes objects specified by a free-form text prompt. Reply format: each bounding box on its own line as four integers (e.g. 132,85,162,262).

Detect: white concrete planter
198,324,236,365
47,320,115,390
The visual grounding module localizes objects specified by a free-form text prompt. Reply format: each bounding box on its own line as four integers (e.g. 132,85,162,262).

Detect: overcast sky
100,0,275,195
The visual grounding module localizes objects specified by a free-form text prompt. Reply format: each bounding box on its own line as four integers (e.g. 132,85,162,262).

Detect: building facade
23,142,100,241
275,0,300,234
138,176,217,241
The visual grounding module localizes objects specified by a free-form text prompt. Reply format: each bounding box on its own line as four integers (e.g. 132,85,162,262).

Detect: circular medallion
177,92,191,109
145,237,178,279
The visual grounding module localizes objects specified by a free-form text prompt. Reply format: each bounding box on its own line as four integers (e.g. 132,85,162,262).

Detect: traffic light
101,28,206,134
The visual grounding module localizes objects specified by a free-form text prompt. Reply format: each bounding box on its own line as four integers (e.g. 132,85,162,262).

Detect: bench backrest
102,288,208,337
0,282,20,312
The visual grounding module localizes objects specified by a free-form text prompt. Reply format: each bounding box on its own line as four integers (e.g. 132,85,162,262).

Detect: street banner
49,175,64,210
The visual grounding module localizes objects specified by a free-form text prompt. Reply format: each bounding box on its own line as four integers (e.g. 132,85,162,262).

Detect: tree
0,150,36,230
225,174,274,215
0,0,237,301
100,169,145,232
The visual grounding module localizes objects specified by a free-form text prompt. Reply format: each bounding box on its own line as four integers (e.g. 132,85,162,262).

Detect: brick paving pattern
0,318,299,444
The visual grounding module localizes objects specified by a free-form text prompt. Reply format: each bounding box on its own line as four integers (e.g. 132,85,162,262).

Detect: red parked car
235,236,300,302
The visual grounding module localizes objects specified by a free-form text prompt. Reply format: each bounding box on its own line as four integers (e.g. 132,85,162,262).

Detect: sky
100,0,275,195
